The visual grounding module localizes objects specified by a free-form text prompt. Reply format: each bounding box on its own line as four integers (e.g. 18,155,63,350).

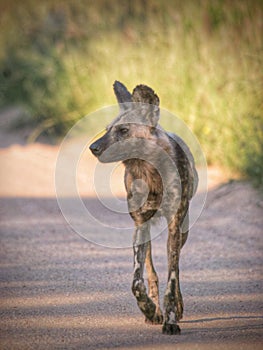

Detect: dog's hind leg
181,211,189,248
162,215,183,335
132,222,157,322
145,241,163,324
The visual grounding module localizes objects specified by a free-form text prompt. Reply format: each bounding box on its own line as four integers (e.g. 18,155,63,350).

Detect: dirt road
0,124,262,349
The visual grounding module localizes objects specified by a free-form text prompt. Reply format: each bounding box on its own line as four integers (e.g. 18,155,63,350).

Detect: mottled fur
90,81,198,334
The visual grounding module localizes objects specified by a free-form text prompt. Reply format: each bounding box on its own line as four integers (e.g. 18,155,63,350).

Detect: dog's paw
145,309,163,325
162,322,181,335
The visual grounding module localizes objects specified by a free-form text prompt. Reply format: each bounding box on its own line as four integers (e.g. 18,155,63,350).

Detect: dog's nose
89,141,101,156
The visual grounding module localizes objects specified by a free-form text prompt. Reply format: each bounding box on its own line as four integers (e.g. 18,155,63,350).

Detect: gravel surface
0,120,262,349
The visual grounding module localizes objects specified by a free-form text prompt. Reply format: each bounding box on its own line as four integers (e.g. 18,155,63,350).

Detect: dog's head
89,81,160,162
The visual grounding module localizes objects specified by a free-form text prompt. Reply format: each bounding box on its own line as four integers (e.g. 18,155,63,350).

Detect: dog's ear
132,84,160,127
113,81,132,111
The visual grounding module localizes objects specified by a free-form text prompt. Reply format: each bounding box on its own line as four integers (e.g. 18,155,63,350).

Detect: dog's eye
119,127,129,135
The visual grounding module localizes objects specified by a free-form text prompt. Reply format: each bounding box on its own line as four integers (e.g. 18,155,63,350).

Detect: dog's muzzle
89,140,103,157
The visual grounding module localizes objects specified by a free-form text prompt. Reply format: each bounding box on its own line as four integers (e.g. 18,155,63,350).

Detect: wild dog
89,81,198,334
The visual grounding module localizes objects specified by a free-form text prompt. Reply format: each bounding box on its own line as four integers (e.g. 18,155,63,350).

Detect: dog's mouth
89,141,123,163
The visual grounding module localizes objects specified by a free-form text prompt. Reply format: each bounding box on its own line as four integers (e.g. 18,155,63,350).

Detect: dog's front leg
145,241,163,324
132,222,156,322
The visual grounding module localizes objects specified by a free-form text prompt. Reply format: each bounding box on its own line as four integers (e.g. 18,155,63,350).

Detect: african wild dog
89,81,198,334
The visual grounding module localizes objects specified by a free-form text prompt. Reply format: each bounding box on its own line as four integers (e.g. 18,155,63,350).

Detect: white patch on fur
168,311,176,324
170,271,176,280
133,246,140,272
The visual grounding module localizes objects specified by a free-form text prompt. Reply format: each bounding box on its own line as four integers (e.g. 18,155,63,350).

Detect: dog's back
167,132,198,200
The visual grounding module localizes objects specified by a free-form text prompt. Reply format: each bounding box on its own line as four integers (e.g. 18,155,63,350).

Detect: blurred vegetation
0,0,262,186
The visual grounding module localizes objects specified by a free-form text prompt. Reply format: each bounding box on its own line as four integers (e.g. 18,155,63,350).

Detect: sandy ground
0,111,262,349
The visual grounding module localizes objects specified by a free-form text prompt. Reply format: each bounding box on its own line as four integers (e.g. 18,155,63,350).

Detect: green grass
0,0,262,186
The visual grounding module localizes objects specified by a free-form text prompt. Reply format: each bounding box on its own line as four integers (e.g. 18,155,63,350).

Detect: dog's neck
123,158,153,176
123,159,163,196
